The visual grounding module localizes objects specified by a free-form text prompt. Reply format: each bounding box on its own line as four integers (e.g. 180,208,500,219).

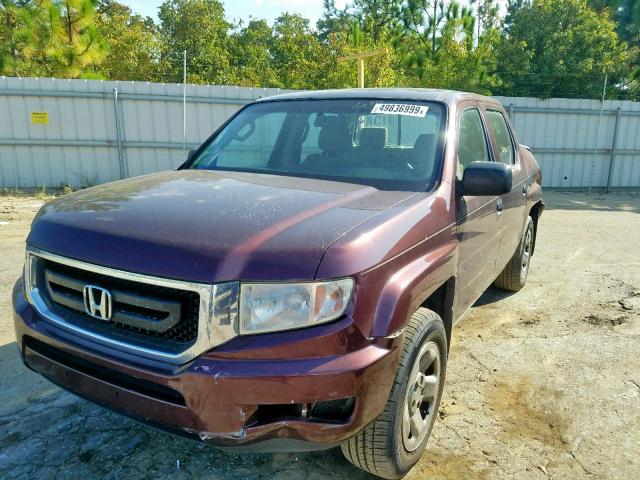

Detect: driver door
454,105,502,315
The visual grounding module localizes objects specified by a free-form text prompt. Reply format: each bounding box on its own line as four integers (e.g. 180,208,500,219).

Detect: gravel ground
0,190,639,480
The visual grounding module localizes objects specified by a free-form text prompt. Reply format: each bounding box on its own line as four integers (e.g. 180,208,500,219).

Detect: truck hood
28,170,414,283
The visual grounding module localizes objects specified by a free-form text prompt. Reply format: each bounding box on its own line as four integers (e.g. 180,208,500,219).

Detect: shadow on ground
543,190,640,213
472,287,516,307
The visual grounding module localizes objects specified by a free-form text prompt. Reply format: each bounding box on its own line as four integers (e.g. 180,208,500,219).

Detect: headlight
23,252,36,304
239,278,354,334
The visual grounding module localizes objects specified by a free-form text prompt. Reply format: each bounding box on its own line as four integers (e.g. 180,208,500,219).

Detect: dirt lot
0,190,639,479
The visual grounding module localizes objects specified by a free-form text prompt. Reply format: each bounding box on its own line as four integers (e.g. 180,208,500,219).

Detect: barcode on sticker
371,103,428,117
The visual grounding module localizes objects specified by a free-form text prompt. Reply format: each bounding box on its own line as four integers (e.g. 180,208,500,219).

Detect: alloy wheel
402,341,441,452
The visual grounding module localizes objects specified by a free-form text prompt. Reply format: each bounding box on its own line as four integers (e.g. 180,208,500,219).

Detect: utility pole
337,48,387,88
588,73,608,194
183,49,187,154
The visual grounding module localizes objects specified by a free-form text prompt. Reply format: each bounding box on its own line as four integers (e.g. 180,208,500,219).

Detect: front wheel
341,308,447,479
494,216,535,292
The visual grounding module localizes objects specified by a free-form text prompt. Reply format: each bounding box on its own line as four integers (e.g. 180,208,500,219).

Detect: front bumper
13,280,401,451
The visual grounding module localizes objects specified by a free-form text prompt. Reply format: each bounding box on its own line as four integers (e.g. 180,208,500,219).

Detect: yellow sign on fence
31,112,49,125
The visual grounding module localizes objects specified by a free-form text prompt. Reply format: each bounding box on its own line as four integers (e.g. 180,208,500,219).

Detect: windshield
189,99,446,191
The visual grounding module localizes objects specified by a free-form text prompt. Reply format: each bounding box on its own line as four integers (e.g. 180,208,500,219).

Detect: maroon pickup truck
13,89,542,478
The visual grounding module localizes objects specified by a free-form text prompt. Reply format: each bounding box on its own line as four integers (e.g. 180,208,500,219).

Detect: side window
457,109,490,180
486,110,515,165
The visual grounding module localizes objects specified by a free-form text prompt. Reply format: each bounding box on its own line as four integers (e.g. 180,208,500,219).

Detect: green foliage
0,0,106,77
321,0,403,42
228,19,280,87
505,0,527,31
96,0,160,81
268,13,330,89
618,0,640,43
0,0,31,74
49,0,107,77
157,0,233,84
497,0,632,98
0,0,638,100
325,21,402,88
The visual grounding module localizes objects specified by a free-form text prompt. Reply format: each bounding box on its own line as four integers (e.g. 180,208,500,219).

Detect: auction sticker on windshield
371,103,428,117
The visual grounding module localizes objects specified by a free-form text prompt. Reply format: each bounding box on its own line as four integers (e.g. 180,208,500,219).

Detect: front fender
370,239,457,337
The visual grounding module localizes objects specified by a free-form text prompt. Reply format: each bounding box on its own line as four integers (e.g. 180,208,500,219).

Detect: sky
122,0,347,26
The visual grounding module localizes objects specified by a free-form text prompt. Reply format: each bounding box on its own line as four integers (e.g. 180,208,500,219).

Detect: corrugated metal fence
1,77,639,189
0,77,291,188
496,96,640,189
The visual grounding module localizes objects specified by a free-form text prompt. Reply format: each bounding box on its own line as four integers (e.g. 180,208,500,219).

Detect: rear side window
457,109,490,180
486,110,515,165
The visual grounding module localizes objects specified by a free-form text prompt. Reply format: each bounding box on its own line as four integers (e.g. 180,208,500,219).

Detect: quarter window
487,110,515,165
457,109,490,180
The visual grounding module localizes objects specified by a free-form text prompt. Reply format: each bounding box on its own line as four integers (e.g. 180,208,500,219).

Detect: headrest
414,133,436,152
318,123,352,154
359,127,387,149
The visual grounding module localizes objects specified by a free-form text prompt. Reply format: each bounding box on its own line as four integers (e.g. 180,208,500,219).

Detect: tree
497,0,632,98
323,20,402,88
228,19,280,87
48,0,107,78
1,1,21,72
268,13,330,89
400,1,470,54
1,0,106,78
473,0,500,33
321,0,403,43
504,0,527,32
96,1,160,81
1,0,57,76
396,1,499,93
617,0,640,43
157,0,232,84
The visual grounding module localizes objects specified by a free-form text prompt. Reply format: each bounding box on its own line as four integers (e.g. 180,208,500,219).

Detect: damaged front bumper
13,280,402,451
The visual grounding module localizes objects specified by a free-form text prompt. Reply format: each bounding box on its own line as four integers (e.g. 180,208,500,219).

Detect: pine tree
48,0,107,78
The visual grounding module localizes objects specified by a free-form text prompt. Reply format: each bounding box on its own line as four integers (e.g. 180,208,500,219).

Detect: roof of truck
255,88,500,107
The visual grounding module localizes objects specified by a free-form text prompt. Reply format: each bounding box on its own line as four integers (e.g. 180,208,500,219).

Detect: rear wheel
494,216,534,292
341,308,447,479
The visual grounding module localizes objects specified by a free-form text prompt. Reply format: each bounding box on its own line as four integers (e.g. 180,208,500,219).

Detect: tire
494,215,535,292
341,308,448,479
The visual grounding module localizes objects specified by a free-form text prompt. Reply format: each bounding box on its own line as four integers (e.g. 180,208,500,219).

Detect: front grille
39,259,200,351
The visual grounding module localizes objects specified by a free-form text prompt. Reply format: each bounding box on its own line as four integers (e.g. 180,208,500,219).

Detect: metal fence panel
0,77,289,188
1,77,639,189
496,96,640,188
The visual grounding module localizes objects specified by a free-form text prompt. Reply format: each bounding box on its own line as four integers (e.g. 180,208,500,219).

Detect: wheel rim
520,224,533,285
402,341,441,452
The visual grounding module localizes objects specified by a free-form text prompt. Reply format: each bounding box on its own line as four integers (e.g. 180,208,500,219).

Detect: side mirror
462,161,512,196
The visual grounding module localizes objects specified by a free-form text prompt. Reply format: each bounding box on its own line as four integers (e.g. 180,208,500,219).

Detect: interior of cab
302,119,438,183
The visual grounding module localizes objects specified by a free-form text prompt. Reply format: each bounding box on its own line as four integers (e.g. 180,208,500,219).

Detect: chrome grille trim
24,247,239,365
